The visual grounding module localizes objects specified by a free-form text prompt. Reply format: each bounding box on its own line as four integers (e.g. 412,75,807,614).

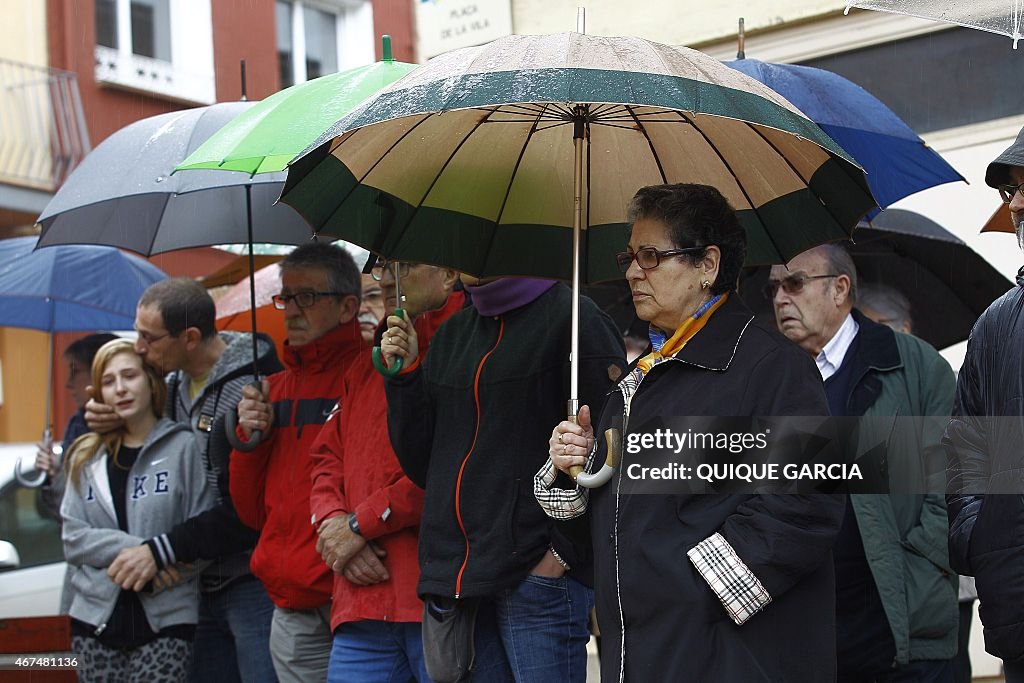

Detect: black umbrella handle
225,380,264,452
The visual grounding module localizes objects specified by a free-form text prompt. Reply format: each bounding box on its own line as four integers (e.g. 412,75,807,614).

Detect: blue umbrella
726,58,965,211
0,236,166,331
0,236,167,485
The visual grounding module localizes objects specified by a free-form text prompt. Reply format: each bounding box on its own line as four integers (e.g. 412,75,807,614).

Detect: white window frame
94,0,215,105
281,0,374,86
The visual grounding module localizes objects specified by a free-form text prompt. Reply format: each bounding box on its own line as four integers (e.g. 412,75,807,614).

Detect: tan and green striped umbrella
280,32,876,409
282,32,874,278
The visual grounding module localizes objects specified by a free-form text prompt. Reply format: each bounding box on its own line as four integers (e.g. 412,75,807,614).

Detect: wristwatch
348,513,362,537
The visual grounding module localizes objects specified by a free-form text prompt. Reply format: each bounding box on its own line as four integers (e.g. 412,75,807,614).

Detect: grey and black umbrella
36,102,314,449
36,102,312,253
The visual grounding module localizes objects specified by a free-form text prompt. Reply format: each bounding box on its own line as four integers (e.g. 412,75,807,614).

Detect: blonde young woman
61,339,215,683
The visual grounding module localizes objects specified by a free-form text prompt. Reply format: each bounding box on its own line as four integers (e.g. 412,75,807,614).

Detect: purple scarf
465,278,558,316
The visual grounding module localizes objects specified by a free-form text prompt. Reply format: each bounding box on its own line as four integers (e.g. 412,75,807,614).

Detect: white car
0,442,66,618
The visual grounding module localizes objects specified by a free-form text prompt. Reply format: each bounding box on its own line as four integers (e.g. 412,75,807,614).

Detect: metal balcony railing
0,58,91,191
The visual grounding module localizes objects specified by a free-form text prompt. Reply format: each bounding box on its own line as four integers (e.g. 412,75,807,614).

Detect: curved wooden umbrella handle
566,413,584,479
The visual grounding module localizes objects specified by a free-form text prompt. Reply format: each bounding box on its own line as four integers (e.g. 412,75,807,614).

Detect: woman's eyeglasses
271,291,340,309
762,274,838,299
998,183,1024,204
615,246,705,273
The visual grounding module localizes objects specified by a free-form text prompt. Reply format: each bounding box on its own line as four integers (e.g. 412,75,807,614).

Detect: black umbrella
739,209,1013,350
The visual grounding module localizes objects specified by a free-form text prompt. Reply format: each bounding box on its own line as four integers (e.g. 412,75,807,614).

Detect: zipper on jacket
453,318,505,598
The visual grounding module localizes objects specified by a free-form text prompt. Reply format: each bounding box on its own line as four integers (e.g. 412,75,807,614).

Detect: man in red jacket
229,242,365,683
309,259,464,683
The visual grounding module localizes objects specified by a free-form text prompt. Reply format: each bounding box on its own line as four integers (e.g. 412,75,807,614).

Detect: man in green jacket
770,244,958,681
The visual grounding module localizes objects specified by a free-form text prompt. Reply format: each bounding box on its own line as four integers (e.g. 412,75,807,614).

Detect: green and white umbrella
280,32,876,420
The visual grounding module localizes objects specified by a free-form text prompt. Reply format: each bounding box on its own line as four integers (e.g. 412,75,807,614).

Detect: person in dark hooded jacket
945,125,1024,682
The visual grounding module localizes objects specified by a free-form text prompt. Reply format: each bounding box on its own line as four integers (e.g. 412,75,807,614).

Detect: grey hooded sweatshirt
61,418,215,634
161,330,280,591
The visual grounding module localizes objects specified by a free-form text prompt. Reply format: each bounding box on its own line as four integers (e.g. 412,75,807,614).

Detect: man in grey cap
944,127,1024,681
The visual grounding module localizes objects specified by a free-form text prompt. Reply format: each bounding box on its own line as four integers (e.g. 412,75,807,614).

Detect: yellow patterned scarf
635,291,729,376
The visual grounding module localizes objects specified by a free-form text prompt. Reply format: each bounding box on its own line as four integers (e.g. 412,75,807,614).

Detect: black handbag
422,595,480,683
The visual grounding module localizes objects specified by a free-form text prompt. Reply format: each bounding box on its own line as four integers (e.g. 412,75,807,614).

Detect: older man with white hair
770,243,958,682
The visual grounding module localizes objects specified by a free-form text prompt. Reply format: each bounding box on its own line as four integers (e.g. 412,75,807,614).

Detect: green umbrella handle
226,380,265,452
372,307,405,377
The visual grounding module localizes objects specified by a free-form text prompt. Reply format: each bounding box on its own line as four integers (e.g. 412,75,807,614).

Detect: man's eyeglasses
762,274,839,299
136,329,174,345
615,246,705,274
998,183,1024,204
271,291,341,309
370,261,412,282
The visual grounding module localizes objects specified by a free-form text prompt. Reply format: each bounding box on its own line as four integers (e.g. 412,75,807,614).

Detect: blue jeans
189,576,278,683
328,621,430,683
469,574,592,683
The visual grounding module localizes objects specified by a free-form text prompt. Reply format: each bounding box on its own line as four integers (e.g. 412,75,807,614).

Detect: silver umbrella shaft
569,106,584,418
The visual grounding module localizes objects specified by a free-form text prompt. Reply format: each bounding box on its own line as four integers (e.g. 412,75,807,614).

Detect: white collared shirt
816,313,859,381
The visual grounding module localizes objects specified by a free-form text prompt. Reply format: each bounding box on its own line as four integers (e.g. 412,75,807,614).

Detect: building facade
0,0,414,442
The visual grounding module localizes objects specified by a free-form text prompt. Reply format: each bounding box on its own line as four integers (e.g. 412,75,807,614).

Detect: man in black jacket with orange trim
381,276,625,683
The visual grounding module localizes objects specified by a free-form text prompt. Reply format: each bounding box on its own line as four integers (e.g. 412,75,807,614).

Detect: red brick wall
211,0,279,101
47,0,181,147
47,0,285,146
373,0,416,62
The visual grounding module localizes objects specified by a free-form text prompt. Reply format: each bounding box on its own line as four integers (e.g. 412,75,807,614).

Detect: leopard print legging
73,634,192,683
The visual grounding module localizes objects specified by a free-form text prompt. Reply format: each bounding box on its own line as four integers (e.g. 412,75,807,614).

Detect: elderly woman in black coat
540,183,845,682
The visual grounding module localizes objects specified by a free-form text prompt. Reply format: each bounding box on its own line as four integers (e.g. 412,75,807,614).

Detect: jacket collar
671,293,755,371
210,331,277,384
372,289,469,357
414,290,467,356
283,318,363,372
839,309,903,416
848,308,902,373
